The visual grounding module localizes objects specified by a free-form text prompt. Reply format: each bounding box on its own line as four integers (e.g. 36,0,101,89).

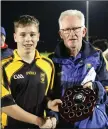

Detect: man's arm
47,99,62,112
83,52,108,104
42,57,62,123
94,52,108,103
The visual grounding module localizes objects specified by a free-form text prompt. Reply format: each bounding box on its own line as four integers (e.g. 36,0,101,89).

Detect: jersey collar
13,49,41,61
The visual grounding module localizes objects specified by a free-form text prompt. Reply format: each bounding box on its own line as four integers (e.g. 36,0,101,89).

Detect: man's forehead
62,15,81,21
60,17,82,29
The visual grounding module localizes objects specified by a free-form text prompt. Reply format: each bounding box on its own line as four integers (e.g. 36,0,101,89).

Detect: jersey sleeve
1,66,16,107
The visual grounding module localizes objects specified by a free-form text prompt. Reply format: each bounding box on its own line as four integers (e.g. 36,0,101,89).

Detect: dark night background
1,1,108,52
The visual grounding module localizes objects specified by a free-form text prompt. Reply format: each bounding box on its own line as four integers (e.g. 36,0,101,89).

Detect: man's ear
58,30,63,39
13,33,17,42
82,27,87,38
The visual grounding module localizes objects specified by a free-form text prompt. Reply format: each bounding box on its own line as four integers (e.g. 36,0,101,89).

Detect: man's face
14,24,40,54
0,34,6,47
59,15,87,56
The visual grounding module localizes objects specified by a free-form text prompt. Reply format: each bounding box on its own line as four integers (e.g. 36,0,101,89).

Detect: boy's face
14,24,40,54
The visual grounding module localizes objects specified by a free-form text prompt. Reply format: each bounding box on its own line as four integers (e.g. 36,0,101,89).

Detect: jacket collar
53,40,98,59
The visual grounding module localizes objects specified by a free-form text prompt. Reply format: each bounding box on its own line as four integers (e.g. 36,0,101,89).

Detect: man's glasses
60,26,83,34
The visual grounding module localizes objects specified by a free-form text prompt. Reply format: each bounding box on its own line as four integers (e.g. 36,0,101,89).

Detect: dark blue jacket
1,47,13,60
49,40,108,128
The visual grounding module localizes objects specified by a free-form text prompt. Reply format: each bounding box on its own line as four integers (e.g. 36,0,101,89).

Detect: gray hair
58,9,85,29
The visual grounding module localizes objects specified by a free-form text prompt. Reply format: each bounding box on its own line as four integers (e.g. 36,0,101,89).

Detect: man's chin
69,48,78,56
69,46,76,51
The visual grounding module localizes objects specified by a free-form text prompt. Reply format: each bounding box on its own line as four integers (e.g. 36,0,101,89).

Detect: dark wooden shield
59,86,97,123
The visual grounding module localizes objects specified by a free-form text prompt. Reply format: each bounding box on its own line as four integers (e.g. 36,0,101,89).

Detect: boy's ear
13,33,17,42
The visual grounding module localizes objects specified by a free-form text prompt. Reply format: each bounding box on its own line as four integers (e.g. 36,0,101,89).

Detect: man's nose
68,30,75,37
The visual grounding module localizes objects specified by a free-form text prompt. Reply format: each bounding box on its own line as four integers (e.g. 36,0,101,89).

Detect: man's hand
39,117,57,129
50,117,57,129
83,81,93,90
48,99,62,112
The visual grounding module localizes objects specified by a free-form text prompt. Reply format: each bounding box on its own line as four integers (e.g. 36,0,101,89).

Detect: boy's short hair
14,15,39,32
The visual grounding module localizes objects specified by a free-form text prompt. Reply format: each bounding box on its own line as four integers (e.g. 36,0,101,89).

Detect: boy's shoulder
2,56,13,66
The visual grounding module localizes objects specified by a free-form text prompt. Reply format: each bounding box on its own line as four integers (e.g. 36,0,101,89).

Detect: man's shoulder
48,52,55,59
93,47,102,53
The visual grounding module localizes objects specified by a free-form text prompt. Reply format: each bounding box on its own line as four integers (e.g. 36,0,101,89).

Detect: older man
48,10,108,128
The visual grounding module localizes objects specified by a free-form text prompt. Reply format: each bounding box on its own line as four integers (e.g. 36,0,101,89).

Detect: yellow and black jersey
1,49,55,128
